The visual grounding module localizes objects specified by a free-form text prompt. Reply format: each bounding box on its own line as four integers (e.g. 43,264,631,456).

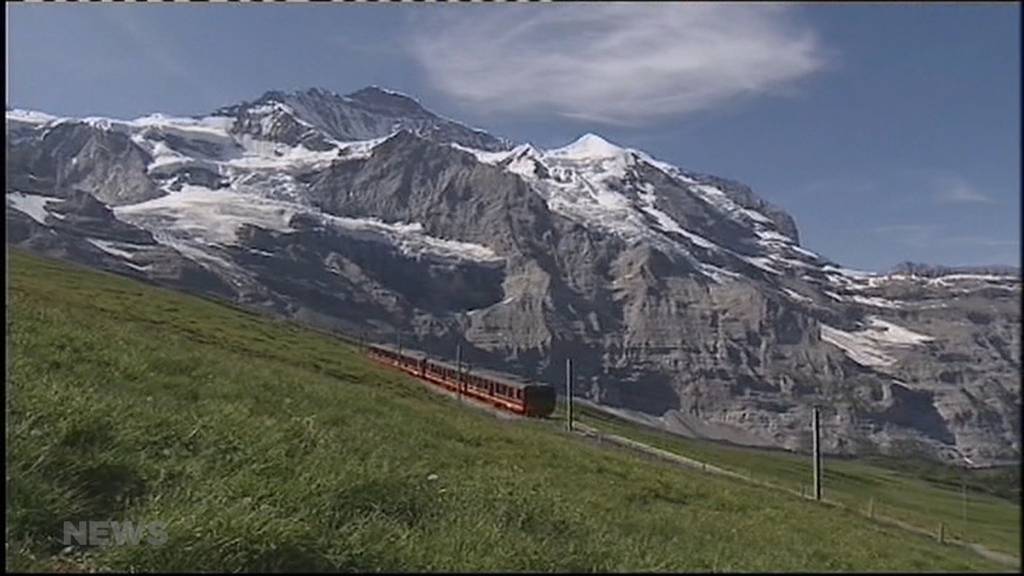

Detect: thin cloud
872,224,938,248
933,174,994,204
408,4,827,126
944,236,1019,248
872,224,1016,251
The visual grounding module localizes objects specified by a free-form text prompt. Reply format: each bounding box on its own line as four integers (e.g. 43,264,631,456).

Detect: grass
5,248,1016,572
573,404,1022,559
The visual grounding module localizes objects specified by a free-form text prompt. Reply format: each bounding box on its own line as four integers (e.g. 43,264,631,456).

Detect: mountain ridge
6,86,1020,466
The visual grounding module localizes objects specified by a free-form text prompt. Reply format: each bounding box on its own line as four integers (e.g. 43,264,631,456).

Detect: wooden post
938,521,945,544
812,407,822,501
868,497,875,520
565,357,573,432
456,344,463,402
961,477,968,533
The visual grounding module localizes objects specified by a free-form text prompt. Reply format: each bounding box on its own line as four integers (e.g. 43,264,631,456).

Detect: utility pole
812,406,822,501
565,357,574,432
456,344,463,402
962,475,968,530
961,455,975,535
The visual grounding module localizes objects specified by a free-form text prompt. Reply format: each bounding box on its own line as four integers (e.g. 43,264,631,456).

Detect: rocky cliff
6,87,1020,465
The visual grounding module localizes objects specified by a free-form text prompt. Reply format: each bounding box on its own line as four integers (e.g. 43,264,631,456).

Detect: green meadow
6,249,1016,572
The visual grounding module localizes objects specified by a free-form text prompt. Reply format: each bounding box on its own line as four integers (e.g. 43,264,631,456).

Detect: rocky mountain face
6,87,1020,466
890,261,1021,279
212,86,510,152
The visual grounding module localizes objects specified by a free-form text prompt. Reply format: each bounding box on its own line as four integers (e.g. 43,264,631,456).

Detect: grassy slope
574,407,1022,559
4,249,1011,572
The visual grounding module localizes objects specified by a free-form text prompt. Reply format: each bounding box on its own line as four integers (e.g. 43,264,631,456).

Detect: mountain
5,87,1020,466
890,261,1021,279
211,86,511,152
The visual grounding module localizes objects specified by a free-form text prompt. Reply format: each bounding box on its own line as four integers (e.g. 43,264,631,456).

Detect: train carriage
366,343,556,417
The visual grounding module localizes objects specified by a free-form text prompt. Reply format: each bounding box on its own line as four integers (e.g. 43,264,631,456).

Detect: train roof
368,342,548,389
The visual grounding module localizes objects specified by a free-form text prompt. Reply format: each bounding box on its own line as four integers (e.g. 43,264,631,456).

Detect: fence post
962,478,968,535
937,521,945,544
456,344,463,402
565,357,573,432
812,407,822,501
868,496,875,520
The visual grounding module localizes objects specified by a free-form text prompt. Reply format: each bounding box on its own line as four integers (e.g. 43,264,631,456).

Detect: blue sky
7,3,1020,271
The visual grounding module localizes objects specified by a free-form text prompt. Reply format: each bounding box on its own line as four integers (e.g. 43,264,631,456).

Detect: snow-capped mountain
6,87,1020,466
212,86,510,152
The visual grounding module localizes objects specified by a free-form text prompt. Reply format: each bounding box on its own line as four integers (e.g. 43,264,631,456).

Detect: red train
366,343,556,417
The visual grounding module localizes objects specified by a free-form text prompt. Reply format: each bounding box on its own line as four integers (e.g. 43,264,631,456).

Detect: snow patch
741,207,773,224
547,133,626,160
636,183,697,241
87,239,142,260
823,264,875,279
755,229,794,243
789,244,820,259
847,294,903,309
823,290,845,302
115,184,502,264
864,317,933,345
114,185,298,245
317,214,503,263
741,256,783,275
820,316,933,368
6,109,60,126
449,142,514,164
820,324,897,368
781,287,813,303
7,192,61,224
926,273,1019,284
699,262,743,283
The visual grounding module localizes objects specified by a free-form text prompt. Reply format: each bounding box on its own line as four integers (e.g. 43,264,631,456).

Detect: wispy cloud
871,224,939,248
932,174,994,204
944,236,1019,248
872,224,1016,250
408,4,827,126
